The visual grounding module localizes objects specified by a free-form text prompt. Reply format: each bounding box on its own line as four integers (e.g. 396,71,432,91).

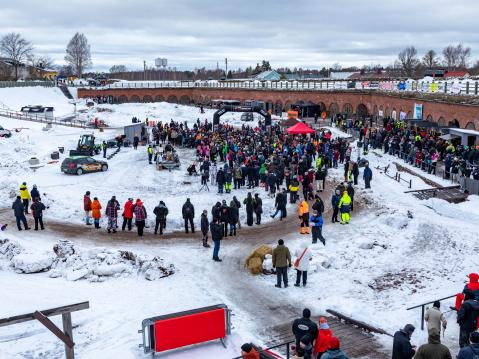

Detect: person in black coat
181,198,195,233
211,202,221,222
311,195,324,214
271,189,287,220
216,168,225,193
30,198,46,230
243,193,254,226
232,196,242,229
210,218,224,261
457,291,479,347
392,324,416,359
200,210,210,247
292,308,318,350
219,200,230,237
253,194,263,225
12,196,29,231
228,201,239,236
352,162,360,185
347,182,355,211
153,201,168,235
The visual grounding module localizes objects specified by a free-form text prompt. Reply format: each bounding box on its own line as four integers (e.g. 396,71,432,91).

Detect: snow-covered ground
0,87,478,358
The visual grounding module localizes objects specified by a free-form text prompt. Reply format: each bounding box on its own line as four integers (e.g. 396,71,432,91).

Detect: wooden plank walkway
260,316,390,359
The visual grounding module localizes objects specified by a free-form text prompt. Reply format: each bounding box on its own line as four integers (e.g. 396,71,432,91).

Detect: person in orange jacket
456,273,479,311
298,198,310,234
314,317,333,358
240,343,260,359
91,197,102,229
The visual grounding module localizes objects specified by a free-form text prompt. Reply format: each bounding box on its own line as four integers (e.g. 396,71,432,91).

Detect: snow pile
0,239,175,281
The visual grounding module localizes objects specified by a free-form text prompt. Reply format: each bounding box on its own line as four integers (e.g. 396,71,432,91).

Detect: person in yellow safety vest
147,145,153,164
338,191,351,224
446,143,455,153
19,182,31,214
289,177,300,203
298,199,310,234
415,135,421,142
315,157,322,170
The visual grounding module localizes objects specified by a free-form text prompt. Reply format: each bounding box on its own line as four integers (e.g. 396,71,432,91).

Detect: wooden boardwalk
260,315,390,359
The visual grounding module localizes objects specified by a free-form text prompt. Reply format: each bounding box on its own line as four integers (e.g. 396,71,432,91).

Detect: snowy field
0,87,478,358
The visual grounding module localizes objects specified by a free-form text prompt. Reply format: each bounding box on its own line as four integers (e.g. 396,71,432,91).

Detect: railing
407,294,456,330
0,80,55,88
0,109,87,128
232,340,294,359
80,78,479,97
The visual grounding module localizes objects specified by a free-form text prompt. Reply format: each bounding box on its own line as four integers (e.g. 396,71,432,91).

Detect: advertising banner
413,103,423,120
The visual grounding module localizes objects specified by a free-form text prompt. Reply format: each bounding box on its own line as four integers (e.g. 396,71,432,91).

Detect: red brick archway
78,88,479,129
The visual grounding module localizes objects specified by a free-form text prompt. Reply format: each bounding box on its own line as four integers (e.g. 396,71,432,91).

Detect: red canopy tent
286,122,316,135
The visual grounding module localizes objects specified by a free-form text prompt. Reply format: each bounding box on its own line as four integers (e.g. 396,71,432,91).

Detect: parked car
0,125,12,138
61,156,108,175
241,113,254,122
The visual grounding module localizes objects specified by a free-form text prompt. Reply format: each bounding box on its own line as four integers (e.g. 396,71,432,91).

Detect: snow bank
0,239,175,281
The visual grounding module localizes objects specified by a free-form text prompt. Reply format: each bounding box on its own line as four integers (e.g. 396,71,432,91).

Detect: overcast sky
1,0,478,72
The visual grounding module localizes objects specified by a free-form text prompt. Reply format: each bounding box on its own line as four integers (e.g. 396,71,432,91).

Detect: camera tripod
199,181,210,192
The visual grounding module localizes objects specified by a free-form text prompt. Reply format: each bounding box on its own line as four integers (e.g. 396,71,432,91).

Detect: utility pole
143,60,146,81
225,58,228,78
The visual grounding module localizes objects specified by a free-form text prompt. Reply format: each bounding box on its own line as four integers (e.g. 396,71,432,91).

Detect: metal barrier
0,80,55,88
232,340,294,359
0,109,87,128
406,295,456,330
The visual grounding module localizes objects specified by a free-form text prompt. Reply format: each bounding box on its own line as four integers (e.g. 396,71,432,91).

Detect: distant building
330,71,357,80
444,70,469,78
254,70,281,81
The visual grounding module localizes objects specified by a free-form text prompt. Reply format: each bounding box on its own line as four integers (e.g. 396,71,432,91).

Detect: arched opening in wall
379,105,384,117
438,117,446,127
342,103,353,118
274,100,283,115
407,111,413,119
284,101,292,111
448,119,460,128
130,95,140,103
385,107,390,117
143,95,153,103
357,103,368,119
203,96,210,105
425,114,433,123
118,95,128,104
167,95,178,103
154,95,165,102
318,102,326,114
329,102,339,117
391,108,397,120
465,121,476,130
373,105,378,116
179,95,190,105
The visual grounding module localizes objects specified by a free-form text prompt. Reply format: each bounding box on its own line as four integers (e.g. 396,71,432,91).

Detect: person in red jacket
314,317,333,359
122,198,134,231
456,273,479,311
240,343,260,359
83,191,92,225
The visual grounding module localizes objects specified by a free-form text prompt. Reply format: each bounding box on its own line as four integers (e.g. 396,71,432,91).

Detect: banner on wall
400,111,407,120
391,110,397,120
378,110,384,117
413,103,423,119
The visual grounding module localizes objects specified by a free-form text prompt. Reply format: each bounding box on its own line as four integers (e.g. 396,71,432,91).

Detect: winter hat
470,331,479,344
16,195,20,199
403,324,415,338
202,210,207,214
302,308,311,319
433,301,440,308
319,317,327,324
241,343,253,353
128,198,133,201
33,184,37,188
222,200,226,204
22,182,26,185
278,239,284,245
328,336,340,350
86,191,91,195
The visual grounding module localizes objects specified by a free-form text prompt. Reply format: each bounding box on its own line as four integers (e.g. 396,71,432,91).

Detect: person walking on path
200,210,210,247
30,198,46,230
83,191,92,225
298,198,310,234
292,308,318,352
314,317,333,359
133,199,147,236
19,182,31,214
457,331,479,359
147,145,153,164
271,189,287,221
458,291,479,347
363,162,373,189
105,196,120,233
294,243,312,287
102,141,107,158
413,328,451,359
182,198,195,233
12,196,29,231
153,201,168,235
392,324,416,359
273,239,291,288
331,189,340,223
122,198,134,231
338,191,351,225
244,192,254,226
424,301,447,336
211,218,224,261
253,193,263,225
91,197,102,229
310,210,326,245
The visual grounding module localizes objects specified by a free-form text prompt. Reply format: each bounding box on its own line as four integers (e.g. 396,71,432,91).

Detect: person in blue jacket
363,162,373,189
331,189,341,223
310,210,326,245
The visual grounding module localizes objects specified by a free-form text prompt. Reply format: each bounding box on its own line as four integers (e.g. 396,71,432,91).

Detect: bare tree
442,44,471,70
0,33,34,80
397,46,419,77
28,54,55,69
65,32,92,77
422,50,439,69
109,64,127,73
